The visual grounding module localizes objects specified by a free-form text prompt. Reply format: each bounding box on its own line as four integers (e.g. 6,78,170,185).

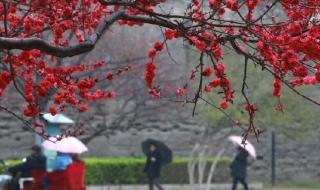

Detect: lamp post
36,113,74,171
271,129,276,187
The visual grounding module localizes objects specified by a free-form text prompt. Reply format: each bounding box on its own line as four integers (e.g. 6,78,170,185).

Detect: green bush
0,160,19,173
84,157,232,185
0,157,232,185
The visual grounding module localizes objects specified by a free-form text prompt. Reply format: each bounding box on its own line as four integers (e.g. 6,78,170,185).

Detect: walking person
230,147,250,190
142,139,173,190
144,143,164,190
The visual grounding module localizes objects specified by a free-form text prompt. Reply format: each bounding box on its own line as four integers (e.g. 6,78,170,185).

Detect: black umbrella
142,139,173,165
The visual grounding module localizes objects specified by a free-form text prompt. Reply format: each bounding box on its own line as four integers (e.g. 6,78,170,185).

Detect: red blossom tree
0,0,320,139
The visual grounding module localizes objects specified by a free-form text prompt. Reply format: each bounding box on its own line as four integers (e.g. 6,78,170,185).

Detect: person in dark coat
230,147,249,190
8,145,46,190
143,143,164,190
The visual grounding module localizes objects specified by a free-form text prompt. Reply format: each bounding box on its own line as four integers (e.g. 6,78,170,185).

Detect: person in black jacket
143,143,164,190
8,145,46,190
230,147,249,190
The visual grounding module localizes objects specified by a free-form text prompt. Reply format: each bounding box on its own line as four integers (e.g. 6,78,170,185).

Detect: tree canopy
0,0,320,139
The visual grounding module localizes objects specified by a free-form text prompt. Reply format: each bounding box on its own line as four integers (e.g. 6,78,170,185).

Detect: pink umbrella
42,136,88,154
228,136,256,159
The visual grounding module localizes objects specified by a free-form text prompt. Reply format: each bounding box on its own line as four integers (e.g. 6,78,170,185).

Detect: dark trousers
8,179,20,190
232,177,249,190
148,178,164,190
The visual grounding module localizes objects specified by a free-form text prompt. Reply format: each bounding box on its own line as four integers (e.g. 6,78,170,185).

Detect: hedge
0,157,232,185
84,157,232,185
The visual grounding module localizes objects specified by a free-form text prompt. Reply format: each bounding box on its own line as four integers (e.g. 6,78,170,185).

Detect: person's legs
231,177,238,190
148,178,154,190
8,178,20,190
239,178,249,190
153,178,164,190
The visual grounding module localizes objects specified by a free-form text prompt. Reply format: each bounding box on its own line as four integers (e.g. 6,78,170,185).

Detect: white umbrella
42,136,88,154
228,135,257,159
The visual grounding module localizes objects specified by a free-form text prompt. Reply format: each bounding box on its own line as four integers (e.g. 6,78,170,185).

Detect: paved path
88,183,263,190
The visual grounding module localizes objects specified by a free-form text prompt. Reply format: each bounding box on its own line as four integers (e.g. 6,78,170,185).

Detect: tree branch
0,10,125,57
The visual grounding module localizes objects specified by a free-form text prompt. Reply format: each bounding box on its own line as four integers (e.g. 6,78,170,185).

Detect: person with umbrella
228,136,256,190
142,139,172,190
42,136,88,189
51,152,73,171
42,136,88,171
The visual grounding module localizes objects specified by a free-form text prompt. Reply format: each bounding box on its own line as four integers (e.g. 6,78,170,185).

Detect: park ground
264,189,318,190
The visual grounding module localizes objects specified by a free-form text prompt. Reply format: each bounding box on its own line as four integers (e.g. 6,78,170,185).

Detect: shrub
84,157,232,185
0,157,232,185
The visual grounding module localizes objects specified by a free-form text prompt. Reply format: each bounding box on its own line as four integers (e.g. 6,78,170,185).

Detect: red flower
215,63,225,74
275,104,284,111
218,8,225,15
244,103,257,114
145,62,156,88
176,87,185,96
202,67,213,77
49,107,57,116
204,85,212,92
315,72,320,82
148,49,157,58
78,104,88,112
23,104,39,118
194,40,206,52
107,91,116,98
76,32,85,42
209,0,221,8
220,100,228,110
34,122,45,128
226,0,240,11
149,88,160,99
154,42,164,51
209,78,221,87
165,29,176,40
273,79,282,97
106,73,113,80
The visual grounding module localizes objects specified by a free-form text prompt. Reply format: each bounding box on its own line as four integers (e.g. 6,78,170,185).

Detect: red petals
176,87,186,96
148,49,157,58
154,42,164,51
226,0,240,11
76,32,85,42
275,104,284,111
145,62,156,89
315,72,320,82
202,67,214,77
165,29,179,40
220,100,228,110
78,104,88,112
244,103,257,115
209,0,221,8
273,79,282,98
106,73,113,80
49,107,57,116
209,78,221,88
23,104,39,118
194,39,206,52
215,63,225,74
0,71,12,96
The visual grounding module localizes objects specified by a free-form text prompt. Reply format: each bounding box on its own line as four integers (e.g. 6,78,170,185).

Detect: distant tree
0,0,320,139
